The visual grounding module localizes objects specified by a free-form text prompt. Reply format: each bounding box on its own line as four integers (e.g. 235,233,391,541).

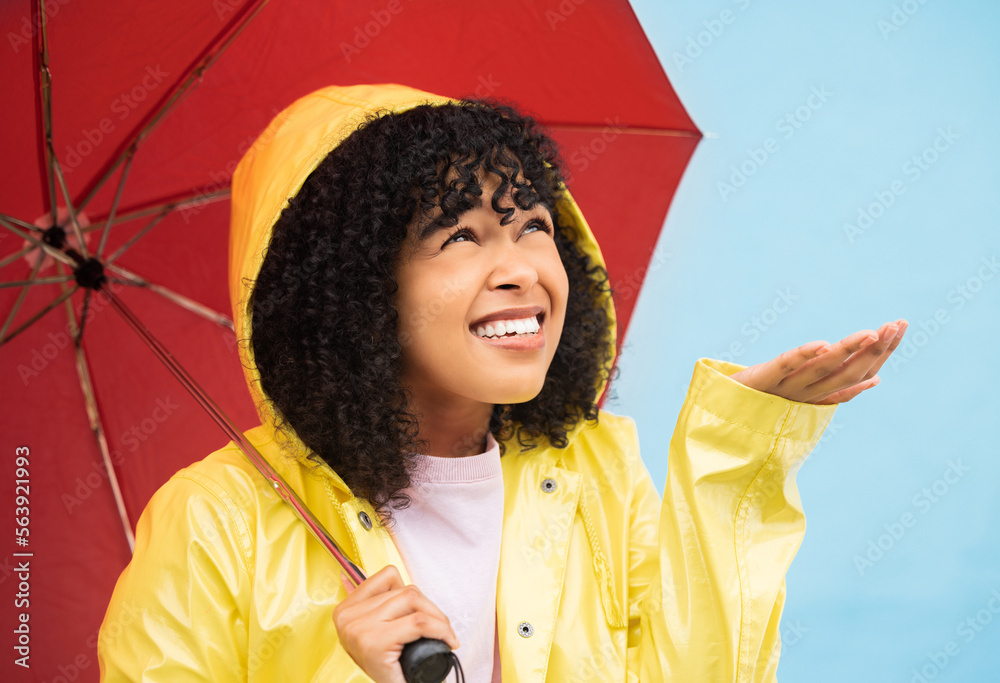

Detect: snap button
358,511,372,530
517,621,534,638
541,478,557,493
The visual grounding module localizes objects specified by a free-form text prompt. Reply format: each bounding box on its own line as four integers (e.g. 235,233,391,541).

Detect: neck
406,392,495,458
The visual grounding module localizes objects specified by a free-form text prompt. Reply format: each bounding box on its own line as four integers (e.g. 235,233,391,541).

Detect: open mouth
471,312,544,340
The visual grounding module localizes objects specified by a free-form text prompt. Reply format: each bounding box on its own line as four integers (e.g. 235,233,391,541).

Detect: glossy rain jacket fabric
98,84,837,681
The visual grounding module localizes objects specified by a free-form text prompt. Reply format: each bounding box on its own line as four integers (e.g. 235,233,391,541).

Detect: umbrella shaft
98,287,366,586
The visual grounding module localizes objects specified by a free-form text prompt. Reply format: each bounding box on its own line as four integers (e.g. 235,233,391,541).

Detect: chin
487,380,546,406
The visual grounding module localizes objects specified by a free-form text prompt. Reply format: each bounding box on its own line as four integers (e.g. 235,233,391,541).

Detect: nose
486,239,539,291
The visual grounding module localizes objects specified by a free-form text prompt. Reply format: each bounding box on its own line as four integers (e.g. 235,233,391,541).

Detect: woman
98,83,905,682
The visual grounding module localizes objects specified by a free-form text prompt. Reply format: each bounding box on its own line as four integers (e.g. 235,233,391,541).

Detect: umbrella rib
75,0,272,216
0,212,43,233
0,215,77,268
104,210,168,266
0,275,74,289
0,245,39,271
0,250,45,342
81,188,231,233
49,143,91,259
55,260,81,343
96,149,137,260
545,122,702,138
107,264,234,329
33,0,58,229
0,282,78,347
34,0,90,257
74,332,137,552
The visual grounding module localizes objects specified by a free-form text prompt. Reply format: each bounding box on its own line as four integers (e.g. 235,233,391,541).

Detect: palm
729,320,907,405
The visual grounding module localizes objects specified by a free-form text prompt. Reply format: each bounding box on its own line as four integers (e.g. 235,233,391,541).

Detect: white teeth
473,315,541,339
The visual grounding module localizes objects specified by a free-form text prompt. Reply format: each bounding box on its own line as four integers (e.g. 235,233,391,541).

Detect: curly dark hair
249,98,616,517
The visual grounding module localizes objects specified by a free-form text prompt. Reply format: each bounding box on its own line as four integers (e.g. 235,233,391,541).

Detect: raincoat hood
229,83,617,430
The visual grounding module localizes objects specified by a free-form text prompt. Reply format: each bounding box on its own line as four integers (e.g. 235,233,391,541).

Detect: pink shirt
388,432,504,683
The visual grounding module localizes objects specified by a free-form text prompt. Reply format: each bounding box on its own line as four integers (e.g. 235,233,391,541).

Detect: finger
334,565,405,623
794,323,898,402
811,375,880,405
388,611,461,651
371,585,455,634
859,319,908,380
776,328,880,398
736,341,831,391
349,590,461,652
337,582,458,649
346,565,405,602
345,609,461,669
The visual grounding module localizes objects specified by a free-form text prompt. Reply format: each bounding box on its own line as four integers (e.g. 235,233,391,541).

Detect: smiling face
394,170,569,422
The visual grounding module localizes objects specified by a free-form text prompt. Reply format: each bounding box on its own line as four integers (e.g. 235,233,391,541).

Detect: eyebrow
416,200,554,241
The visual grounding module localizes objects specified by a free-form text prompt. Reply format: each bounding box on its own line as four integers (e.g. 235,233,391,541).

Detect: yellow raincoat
98,84,837,681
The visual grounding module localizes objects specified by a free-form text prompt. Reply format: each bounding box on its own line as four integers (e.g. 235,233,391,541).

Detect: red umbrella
0,1,700,678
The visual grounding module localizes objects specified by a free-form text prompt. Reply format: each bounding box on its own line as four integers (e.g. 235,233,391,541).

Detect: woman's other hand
729,319,907,405
332,565,460,683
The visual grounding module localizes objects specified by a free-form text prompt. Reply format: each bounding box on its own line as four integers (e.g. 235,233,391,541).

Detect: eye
522,219,553,237
443,227,477,246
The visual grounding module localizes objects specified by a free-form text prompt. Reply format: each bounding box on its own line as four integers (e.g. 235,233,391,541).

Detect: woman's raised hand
728,319,907,405
333,565,460,683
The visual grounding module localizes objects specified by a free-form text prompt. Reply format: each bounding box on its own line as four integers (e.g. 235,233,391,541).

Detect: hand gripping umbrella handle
101,288,462,683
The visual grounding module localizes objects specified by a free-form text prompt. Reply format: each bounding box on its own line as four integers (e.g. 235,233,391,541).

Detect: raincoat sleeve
97,468,252,681
629,357,836,681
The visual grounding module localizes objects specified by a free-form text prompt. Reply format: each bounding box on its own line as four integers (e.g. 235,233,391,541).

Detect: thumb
341,571,358,595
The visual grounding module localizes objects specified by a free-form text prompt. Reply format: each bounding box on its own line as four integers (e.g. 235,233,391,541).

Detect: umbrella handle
101,287,463,682
400,638,462,683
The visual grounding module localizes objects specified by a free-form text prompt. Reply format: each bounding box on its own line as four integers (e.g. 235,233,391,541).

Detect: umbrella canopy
0,0,700,678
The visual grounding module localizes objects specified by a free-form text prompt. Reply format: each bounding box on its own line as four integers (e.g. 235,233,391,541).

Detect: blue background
609,1,1000,681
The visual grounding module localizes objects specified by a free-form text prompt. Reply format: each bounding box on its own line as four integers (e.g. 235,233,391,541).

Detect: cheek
395,275,475,349
544,251,570,320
